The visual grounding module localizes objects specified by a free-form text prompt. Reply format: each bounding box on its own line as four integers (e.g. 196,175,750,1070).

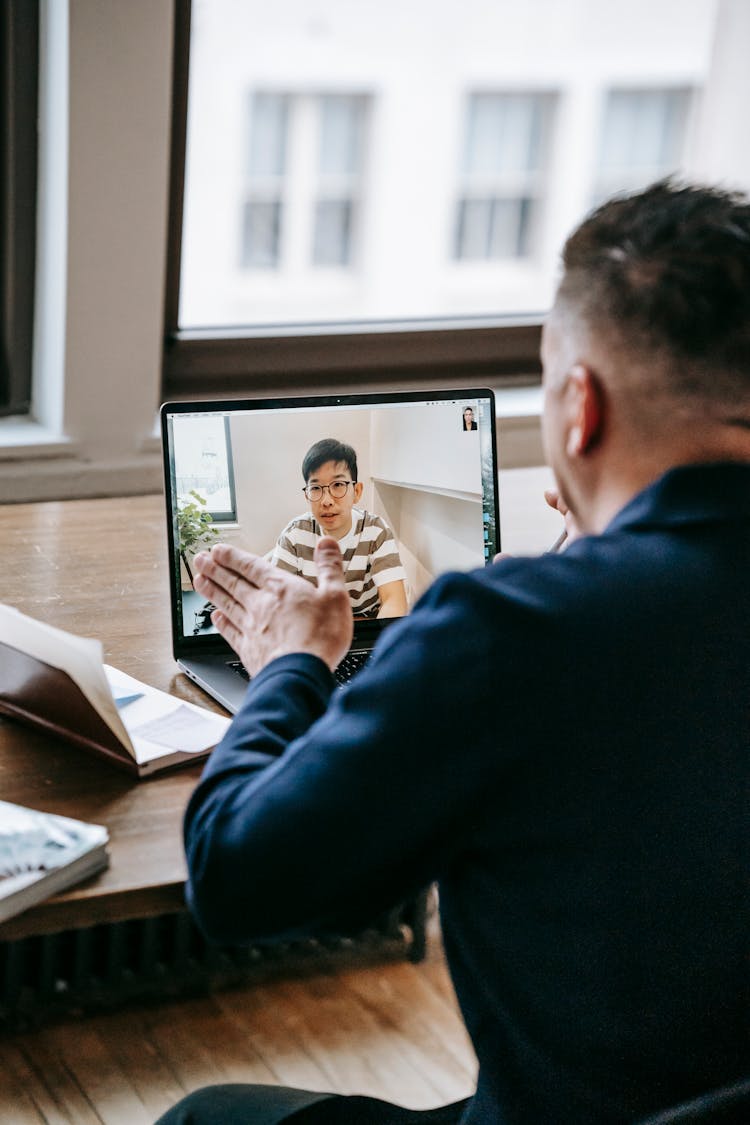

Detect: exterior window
454,93,553,261
593,89,691,204
240,92,366,273
166,0,728,395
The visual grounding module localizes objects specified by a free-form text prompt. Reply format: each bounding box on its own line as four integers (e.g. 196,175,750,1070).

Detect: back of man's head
302,439,358,483
557,180,750,422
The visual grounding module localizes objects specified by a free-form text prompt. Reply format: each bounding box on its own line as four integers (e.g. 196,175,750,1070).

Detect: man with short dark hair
157,182,750,1125
272,438,408,619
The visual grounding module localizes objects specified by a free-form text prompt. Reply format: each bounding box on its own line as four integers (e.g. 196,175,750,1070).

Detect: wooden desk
0,468,557,944
0,493,217,942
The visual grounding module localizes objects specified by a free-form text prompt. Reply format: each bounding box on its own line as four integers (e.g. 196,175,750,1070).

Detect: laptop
161,388,500,713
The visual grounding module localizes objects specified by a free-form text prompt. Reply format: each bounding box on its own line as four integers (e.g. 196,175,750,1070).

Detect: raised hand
192,539,353,677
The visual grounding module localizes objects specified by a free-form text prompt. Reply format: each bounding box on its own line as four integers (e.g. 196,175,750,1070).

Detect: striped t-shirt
271,508,407,617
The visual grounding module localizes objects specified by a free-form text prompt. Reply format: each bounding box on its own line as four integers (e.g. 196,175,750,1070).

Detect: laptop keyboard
227,651,370,688
334,650,371,685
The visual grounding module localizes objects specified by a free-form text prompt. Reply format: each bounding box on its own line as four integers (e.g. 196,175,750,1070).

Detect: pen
547,529,568,554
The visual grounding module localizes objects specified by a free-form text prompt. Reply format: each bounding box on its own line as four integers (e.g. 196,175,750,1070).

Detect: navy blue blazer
184,463,749,1125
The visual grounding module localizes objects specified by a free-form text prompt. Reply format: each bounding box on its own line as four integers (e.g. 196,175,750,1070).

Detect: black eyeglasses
302,480,356,501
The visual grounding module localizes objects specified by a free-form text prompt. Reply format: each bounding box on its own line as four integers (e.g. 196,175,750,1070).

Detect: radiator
0,894,428,1030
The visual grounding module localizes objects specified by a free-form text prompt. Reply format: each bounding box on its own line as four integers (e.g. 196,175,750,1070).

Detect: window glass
319,95,364,177
313,199,353,266
179,0,727,328
241,93,288,268
242,199,282,269
247,93,288,177
172,415,237,521
593,89,691,205
313,95,365,266
454,94,552,261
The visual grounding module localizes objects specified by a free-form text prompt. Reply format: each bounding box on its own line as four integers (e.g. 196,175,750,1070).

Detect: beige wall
226,408,373,555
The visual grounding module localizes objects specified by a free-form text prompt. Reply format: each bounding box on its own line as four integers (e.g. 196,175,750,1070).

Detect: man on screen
271,438,408,619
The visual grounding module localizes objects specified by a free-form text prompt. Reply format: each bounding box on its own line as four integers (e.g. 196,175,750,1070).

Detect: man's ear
353,481,364,503
564,364,605,457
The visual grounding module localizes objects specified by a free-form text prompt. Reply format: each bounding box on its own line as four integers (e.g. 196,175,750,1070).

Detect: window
164,0,726,399
0,1,38,417
241,92,366,272
593,88,692,205
165,0,546,398
454,93,554,261
172,414,237,522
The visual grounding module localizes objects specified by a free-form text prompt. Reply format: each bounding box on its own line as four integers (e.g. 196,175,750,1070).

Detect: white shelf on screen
372,477,482,504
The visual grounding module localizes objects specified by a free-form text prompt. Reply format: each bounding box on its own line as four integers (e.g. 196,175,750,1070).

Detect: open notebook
161,388,500,713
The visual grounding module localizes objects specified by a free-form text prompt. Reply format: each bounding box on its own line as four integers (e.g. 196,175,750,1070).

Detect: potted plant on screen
176,490,219,588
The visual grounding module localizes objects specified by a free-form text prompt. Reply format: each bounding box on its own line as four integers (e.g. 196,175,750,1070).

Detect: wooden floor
0,923,477,1124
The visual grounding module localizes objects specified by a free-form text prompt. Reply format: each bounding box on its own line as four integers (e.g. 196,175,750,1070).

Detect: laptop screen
161,389,499,657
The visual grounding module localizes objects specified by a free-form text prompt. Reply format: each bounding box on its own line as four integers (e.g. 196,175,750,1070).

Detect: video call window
167,397,496,640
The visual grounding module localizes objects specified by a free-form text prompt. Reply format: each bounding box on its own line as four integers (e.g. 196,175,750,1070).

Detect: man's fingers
195,577,252,664
194,569,225,607
314,537,346,595
543,486,582,544
210,607,242,655
193,552,241,608
544,487,569,516
195,543,273,590
194,571,243,628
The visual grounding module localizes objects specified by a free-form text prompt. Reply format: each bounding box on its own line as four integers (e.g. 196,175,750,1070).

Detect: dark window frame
0,1,38,417
162,0,543,402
